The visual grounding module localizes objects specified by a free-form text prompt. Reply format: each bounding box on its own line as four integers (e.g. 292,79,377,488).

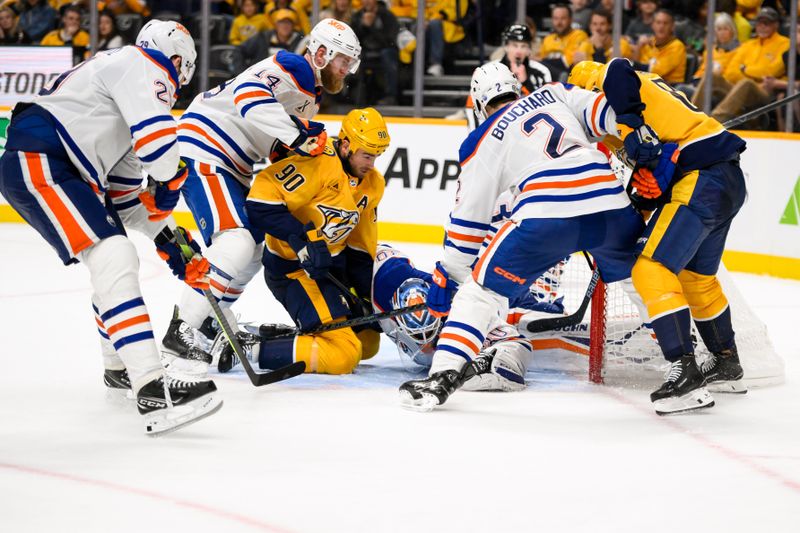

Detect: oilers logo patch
316,204,359,244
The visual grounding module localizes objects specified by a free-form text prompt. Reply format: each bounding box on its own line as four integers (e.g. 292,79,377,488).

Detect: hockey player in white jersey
163,18,362,368
0,20,223,435
399,63,646,410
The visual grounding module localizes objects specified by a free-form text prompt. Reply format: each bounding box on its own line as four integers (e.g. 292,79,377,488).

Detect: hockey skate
103,368,134,402
215,331,260,373
399,369,464,412
651,354,715,415
161,306,213,379
460,346,527,392
698,348,747,394
137,375,223,436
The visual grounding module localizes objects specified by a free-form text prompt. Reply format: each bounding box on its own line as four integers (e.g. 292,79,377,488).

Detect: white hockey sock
178,228,259,328
80,236,162,394
430,278,509,374
92,297,125,371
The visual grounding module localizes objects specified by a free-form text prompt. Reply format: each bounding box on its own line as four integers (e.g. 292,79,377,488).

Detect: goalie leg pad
461,340,531,392
80,236,162,393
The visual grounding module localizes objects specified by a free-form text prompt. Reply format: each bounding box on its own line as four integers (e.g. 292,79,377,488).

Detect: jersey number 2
522,113,577,159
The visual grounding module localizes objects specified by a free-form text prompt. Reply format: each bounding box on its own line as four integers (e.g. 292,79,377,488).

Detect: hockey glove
288,223,332,280
427,262,459,318
139,160,189,221
617,113,662,166
631,143,681,199
154,226,210,290
289,116,328,157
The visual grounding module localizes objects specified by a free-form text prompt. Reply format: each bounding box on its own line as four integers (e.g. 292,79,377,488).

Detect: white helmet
470,62,521,123
136,20,197,87
307,18,361,74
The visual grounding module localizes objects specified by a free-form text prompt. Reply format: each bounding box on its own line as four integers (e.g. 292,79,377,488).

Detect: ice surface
1,225,798,533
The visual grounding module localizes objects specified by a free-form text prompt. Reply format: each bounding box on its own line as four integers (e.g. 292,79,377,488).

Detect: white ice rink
1,224,799,533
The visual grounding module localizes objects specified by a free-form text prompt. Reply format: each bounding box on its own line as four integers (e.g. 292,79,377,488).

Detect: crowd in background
0,0,799,129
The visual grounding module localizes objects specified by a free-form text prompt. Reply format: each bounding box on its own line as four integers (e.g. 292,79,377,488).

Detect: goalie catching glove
139,160,189,221
631,143,680,199
288,222,331,280
290,116,328,157
426,262,459,318
154,226,210,290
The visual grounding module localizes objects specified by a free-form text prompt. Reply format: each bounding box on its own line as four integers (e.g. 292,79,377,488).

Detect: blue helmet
391,278,441,366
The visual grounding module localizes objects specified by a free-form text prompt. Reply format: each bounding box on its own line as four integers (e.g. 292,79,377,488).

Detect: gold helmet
568,61,604,91
339,107,391,156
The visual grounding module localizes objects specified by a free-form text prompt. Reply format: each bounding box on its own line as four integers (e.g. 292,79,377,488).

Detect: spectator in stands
736,0,759,21
573,8,634,63
598,0,630,33
99,0,150,17
239,7,303,67
230,0,267,45
41,5,88,63
320,0,352,24
687,12,739,106
424,0,469,76
674,0,707,54
766,19,800,131
540,4,590,71
95,8,123,50
351,0,399,105
634,8,686,84
265,0,309,35
0,5,30,43
717,0,751,43
625,0,658,42
18,0,56,42
571,0,592,31
709,6,790,125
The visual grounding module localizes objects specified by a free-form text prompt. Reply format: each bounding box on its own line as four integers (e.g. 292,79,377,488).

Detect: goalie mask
470,62,521,124
391,278,441,366
136,19,197,87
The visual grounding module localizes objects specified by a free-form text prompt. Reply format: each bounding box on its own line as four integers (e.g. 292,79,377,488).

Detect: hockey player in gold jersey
243,108,389,374
569,59,748,414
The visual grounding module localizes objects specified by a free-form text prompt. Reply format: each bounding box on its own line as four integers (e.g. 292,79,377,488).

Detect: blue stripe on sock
100,297,146,322
112,331,154,351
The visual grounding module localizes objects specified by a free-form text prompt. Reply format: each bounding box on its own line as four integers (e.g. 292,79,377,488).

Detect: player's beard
321,64,345,94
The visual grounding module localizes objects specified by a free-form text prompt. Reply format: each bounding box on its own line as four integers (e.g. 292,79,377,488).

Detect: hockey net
554,257,786,388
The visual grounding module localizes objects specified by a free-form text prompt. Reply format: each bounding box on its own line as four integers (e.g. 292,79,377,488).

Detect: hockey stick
325,272,372,317
258,302,427,340
721,91,800,129
525,251,599,334
171,228,306,386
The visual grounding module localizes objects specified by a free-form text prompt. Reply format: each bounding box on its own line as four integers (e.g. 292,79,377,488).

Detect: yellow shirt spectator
40,27,89,47
732,11,752,42
723,30,789,83
265,1,310,34
97,0,150,17
541,28,590,66
693,45,736,80
639,37,686,83
230,13,267,45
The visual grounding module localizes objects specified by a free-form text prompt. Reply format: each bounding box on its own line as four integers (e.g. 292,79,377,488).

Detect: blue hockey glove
617,113,662,165
288,223,332,280
289,116,328,156
154,226,210,290
631,143,681,199
139,160,188,221
427,262,459,318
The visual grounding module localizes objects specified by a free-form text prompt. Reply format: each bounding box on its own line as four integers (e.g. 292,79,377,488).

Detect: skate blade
654,387,715,416
708,380,748,394
398,389,439,412
144,395,223,437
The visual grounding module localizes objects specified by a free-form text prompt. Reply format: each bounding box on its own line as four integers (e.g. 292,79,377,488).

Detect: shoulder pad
134,47,180,92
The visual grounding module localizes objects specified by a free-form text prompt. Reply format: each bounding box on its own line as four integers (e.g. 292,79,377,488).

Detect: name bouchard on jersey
491,89,558,141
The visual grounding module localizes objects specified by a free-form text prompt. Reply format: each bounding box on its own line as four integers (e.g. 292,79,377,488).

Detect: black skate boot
651,354,715,415
103,368,133,402
162,307,212,378
137,375,223,436
216,331,261,373
399,369,465,412
198,315,220,342
699,347,747,394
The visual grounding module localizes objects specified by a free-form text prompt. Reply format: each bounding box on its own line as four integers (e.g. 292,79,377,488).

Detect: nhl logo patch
200,218,207,230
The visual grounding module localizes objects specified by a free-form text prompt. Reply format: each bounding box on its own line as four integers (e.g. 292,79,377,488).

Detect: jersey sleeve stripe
518,161,611,190
133,126,177,151
233,90,274,105
108,175,142,186
521,173,618,192
240,98,279,117
512,185,625,213
113,197,141,210
588,95,604,137
446,230,484,243
181,112,256,166
444,240,481,255
138,139,176,163
129,115,173,135
233,81,272,94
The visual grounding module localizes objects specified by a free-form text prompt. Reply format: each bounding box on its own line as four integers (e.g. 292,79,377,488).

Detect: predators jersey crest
317,204,360,244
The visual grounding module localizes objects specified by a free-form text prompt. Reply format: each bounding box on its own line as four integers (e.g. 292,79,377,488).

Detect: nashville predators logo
316,204,360,244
